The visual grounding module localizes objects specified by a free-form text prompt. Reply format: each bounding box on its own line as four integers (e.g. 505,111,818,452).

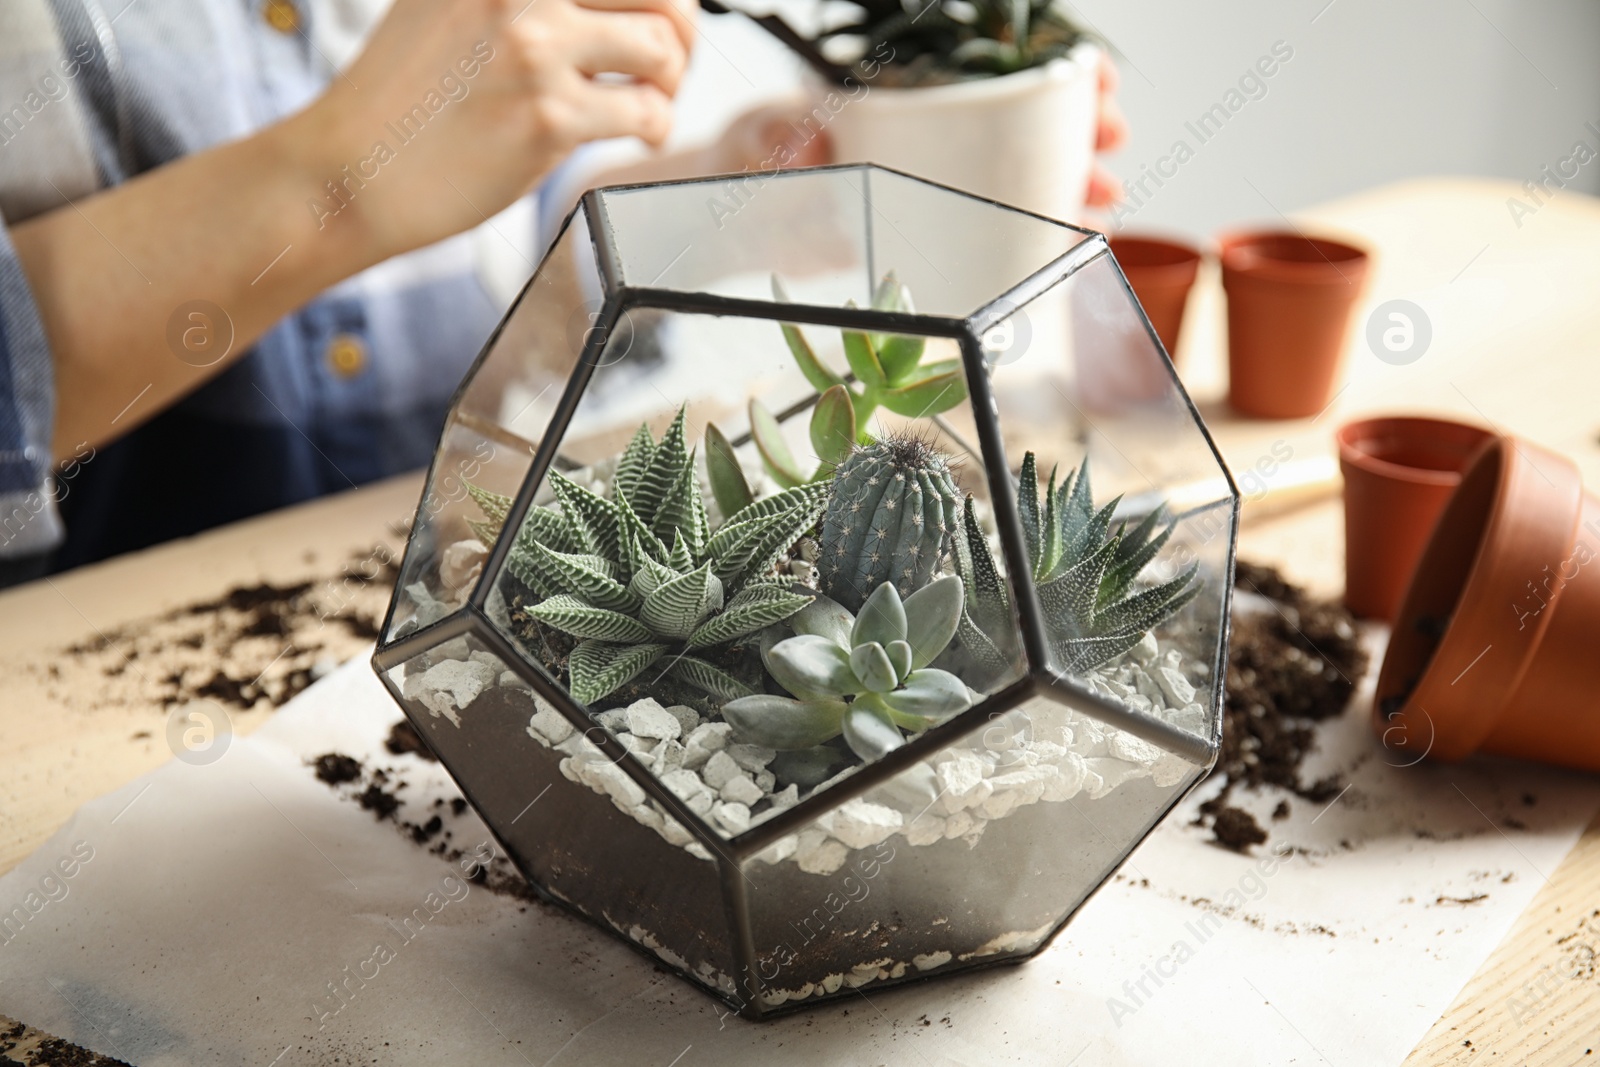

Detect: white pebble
1131,631,1160,664
595,708,629,732
683,723,732,769
768,784,800,810
702,750,741,790
626,699,682,740
727,743,777,772
661,769,708,801
664,704,701,736
713,801,751,834
913,951,952,971
1156,666,1197,708
829,799,903,849
527,703,574,745
795,831,848,875
721,774,764,806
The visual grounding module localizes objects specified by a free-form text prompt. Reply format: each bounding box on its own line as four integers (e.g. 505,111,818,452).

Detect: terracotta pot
1109,235,1202,361
1337,416,1494,620
1375,436,1600,770
1220,231,1370,419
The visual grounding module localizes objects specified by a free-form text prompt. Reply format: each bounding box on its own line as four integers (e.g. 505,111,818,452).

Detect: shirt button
264,0,301,33
327,335,367,378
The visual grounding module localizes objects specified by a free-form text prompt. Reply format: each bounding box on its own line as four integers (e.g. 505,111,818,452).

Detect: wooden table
1,178,1596,1065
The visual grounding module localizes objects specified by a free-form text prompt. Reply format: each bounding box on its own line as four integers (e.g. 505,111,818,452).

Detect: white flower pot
819,41,1101,223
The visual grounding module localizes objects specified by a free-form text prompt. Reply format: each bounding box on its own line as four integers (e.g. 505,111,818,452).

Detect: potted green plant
804,0,1102,222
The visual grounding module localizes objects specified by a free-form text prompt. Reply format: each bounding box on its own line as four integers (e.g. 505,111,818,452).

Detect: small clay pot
1337,416,1494,620
1108,235,1202,360
1375,436,1600,770
1220,231,1370,419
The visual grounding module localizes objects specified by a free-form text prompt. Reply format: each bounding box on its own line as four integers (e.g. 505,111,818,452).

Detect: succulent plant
723,576,971,761
819,0,1090,85
952,453,1200,683
816,434,961,613
470,409,826,705
715,273,968,494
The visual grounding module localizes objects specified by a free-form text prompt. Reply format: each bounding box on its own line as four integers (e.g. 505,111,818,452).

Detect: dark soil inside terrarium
1199,560,1370,852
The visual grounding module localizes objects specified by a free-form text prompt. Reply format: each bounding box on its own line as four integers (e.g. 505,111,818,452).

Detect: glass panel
596,166,1091,316
383,210,601,645
379,631,741,998
478,299,1028,841
739,697,1203,1012
981,252,1233,742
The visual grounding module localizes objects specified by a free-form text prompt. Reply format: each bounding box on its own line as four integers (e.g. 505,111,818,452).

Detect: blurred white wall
639,0,1600,239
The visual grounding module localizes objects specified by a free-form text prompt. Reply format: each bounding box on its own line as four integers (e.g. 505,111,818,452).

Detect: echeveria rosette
470,409,827,706
722,576,972,762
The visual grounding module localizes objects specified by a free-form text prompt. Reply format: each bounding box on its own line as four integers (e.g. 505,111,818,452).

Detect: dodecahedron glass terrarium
373,164,1238,1019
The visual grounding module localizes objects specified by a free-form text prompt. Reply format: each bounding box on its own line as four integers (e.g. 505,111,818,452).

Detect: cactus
469,409,825,705
950,453,1201,686
816,434,962,613
722,577,971,762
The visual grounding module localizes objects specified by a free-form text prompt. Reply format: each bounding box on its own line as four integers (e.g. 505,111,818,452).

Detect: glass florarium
373,164,1238,1019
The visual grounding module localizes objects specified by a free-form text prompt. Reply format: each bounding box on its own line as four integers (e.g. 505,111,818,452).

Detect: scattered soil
1198,560,1370,851
312,753,363,785
304,734,545,909
38,546,400,719
1211,806,1269,852
384,720,438,762
0,1018,130,1067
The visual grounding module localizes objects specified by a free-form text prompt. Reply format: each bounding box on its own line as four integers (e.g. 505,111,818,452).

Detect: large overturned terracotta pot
1376,436,1600,769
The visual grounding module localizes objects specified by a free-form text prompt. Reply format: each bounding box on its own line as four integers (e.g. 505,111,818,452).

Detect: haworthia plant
722,577,972,762
469,409,826,705
950,453,1201,687
816,435,961,613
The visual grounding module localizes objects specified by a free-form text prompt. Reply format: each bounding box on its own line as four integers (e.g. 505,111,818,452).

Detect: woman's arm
8,0,695,460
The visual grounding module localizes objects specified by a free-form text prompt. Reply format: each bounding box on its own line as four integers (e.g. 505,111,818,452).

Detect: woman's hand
302,0,698,259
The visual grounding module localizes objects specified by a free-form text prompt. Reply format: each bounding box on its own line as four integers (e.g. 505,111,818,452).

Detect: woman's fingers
568,78,676,146
571,0,698,53
566,8,689,95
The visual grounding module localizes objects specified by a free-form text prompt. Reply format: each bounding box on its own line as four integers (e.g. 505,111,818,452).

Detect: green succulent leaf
841,326,887,391
511,503,578,559
877,334,927,386
651,453,705,554
789,592,855,647
841,701,904,762
723,694,847,750
871,272,902,312
705,483,827,588
686,586,812,650
526,543,637,613
749,397,807,489
568,640,668,705
667,529,694,573
627,552,676,601
527,595,652,643
705,421,755,520
879,668,972,722
548,472,621,561
850,641,899,693
902,574,964,668
630,408,691,525
612,423,657,505
885,639,914,681
810,384,858,472
466,483,513,540
852,580,907,649
765,633,861,700
642,563,723,640
772,275,844,393
878,360,967,417
667,655,755,701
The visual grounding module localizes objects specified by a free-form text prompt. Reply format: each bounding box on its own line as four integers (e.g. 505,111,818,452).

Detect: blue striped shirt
0,0,540,574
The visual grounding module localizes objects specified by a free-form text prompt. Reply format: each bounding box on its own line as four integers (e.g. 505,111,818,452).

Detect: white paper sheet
1,637,1594,1066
